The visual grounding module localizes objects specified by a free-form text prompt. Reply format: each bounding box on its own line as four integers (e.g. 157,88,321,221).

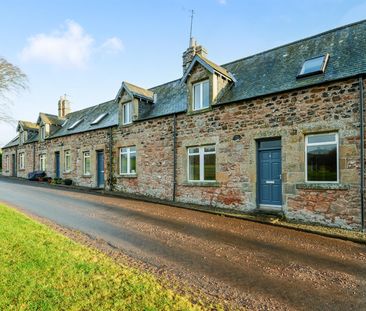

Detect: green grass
0,204,199,311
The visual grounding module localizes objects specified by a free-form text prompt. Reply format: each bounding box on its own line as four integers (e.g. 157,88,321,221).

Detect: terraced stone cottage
2,20,366,230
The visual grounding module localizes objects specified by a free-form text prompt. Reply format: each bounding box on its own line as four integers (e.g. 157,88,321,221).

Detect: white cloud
217,0,227,4
100,37,124,54
20,20,124,68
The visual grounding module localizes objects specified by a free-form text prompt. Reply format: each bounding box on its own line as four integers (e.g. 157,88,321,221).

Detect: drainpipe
172,113,177,202
109,126,113,191
33,142,36,171
359,76,365,232
15,145,18,177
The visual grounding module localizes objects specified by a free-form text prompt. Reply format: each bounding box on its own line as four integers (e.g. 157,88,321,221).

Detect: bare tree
0,58,28,123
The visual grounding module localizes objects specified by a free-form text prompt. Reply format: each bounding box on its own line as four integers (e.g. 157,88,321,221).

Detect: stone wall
1,77,364,229
112,117,175,201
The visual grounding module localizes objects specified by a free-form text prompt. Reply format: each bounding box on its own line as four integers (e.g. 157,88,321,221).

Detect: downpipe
359,76,365,232
172,114,177,202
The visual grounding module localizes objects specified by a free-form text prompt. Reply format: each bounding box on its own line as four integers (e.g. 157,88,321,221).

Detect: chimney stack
58,94,71,118
182,38,208,73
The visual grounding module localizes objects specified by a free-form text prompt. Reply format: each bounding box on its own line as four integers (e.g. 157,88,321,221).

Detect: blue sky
1,0,366,146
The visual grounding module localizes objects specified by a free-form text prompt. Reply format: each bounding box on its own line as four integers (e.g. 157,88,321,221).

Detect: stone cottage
2,20,366,230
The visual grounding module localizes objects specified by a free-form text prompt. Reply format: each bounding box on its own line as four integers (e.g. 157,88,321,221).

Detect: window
64,150,71,172
91,113,108,125
19,153,25,170
120,146,136,175
68,119,83,130
193,80,210,111
298,54,329,77
83,151,91,175
122,102,133,125
188,145,216,182
20,131,27,144
61,119,68,127
5,155,9,171
39,154,46,171
305,133,338,183
40,126,46,140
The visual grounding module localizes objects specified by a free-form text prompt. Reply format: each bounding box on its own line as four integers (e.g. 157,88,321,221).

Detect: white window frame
22,131,28,144
64,150,71,172
187,145,216,182
305,133,339,184
40,126,46,140
122,102,133,125
39,154,46,171
83,151,91,175
19,152,25,170
5,155,9,172
120,146,136,175
192,80,210,111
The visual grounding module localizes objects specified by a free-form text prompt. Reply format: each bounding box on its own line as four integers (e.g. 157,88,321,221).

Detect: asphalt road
0,177,365,310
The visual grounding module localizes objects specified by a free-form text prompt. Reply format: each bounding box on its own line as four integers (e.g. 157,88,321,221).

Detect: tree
0,58,28,123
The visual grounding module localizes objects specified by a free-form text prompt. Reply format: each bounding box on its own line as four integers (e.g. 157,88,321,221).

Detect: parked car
27,171,46,181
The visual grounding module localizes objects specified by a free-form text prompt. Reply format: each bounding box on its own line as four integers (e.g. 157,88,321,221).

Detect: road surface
0,177,365,310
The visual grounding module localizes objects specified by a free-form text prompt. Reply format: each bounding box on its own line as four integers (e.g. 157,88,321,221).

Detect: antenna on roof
189,9,195,47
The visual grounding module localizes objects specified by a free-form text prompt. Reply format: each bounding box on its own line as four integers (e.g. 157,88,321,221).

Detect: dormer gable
17,121,38,145
182,54,235,113
37,113,64,140
115,81,155,126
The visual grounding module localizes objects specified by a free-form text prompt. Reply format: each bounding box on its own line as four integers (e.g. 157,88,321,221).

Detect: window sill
187,106,212,115
117,174,137,178
82,174,92,178
296,183,350,190
121,122,134,128
63,171,72,174
182,181,220,187
18,169,25,171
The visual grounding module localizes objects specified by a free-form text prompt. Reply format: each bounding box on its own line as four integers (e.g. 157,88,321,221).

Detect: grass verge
0,204,199,311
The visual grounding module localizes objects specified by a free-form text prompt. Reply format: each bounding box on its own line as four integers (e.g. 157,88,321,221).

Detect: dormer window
298,54,329,78
122,102,133,125
193,80,209,111
20,131,28,144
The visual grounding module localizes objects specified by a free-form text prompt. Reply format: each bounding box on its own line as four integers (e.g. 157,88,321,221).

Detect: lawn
0,204,198,311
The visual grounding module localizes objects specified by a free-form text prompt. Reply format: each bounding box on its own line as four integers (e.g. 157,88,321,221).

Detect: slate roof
182,55,234,82
3,136,19,148
18,121,39,131
3,19,366,149
123,82,154,101
38,112,64,126
139,79,187,120
219,19,366,104
49,99,118,139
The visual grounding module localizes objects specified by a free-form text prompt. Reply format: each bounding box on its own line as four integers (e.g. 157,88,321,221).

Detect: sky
0,0,366,146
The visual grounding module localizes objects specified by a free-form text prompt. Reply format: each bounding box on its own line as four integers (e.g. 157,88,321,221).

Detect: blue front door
258,140,282,206
97,151,105,188
55,152,60,178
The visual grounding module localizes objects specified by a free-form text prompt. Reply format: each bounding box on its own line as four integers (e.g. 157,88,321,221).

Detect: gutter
359,76,365,232
172,114,177,202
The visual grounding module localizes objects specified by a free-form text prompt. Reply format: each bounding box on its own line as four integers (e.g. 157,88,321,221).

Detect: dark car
28,171,46,181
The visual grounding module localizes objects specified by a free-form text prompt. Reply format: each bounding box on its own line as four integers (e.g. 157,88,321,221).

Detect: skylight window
68,119,83,130
298,54,329,77
61,119,68,127
91,113,108,125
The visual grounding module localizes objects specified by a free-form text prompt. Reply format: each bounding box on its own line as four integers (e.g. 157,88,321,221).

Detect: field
0,204,198,311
